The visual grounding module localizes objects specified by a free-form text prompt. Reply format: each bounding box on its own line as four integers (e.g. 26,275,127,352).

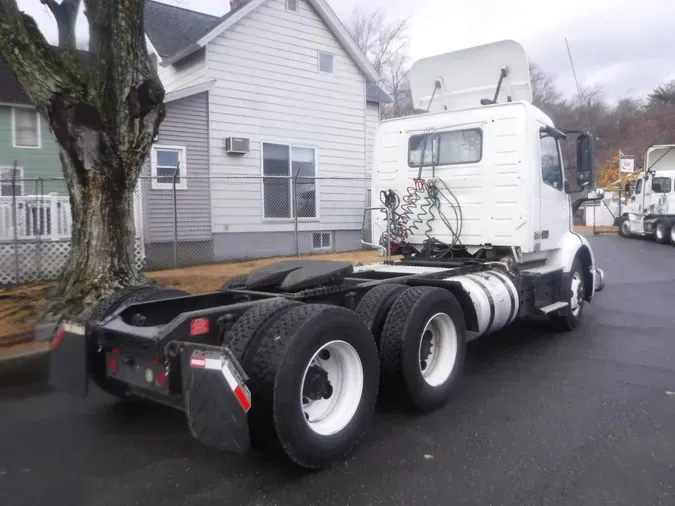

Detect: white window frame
12,107,41,149
318,52,335,75
260,141,320,221
286,0,298,11
312,232,332,250
0,166,24,196
151,145,187,190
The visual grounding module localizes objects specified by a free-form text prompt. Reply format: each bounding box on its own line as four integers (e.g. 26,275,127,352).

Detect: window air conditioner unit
225,137,250,154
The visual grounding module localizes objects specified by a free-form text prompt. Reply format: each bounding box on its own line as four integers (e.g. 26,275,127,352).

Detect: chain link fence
137,175,377,271
0,171,379,286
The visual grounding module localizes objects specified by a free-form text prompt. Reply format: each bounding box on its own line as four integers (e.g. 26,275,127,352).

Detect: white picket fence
0,191,145,285
0,194,72,241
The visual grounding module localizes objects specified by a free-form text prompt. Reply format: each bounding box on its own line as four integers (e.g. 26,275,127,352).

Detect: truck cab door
538,127,569,251
629,176,645,233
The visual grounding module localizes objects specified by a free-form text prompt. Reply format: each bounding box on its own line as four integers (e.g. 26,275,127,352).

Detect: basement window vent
312,232,331,250
286,0,298,11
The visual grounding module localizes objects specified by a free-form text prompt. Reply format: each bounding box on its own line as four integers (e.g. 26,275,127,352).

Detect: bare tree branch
347,7,413,119
40,0,80,48
0,0,85,111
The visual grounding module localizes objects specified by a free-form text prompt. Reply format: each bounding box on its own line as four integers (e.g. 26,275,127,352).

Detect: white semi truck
619,144,675,244
48,40,605,470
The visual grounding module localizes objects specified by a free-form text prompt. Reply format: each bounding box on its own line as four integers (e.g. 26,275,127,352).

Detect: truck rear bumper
49,323,253,455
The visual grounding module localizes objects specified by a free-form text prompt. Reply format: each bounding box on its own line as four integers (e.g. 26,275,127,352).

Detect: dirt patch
573,225,618,234
0,250,389,340
149,250,388,294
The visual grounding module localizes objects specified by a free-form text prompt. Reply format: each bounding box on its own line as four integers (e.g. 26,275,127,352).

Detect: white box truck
619,144,675,244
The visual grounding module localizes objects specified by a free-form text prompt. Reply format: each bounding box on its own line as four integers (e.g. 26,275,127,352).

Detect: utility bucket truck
619,144,675,244
48,40,605,470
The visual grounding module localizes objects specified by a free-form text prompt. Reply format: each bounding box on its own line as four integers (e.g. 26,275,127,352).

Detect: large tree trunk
0,0,165,319
48,154,146,316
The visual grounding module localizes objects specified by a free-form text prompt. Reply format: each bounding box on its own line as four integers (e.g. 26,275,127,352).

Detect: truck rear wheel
655,221,669,244
670,223,675,245
379,286,466,412
88,286,189,399
225,298,302,365
354,284,408,346
247,305,379,469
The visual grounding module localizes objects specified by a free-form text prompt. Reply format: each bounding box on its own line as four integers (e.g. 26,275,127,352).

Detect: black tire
224,298,302,364
88,286,189,399
550,257,585,331
89,285,158,322
219,274,248,290
379,286,466,412
619,216,630,237
670,223,675,246
354,284,408,346
247,304,379,469
654,220,669,244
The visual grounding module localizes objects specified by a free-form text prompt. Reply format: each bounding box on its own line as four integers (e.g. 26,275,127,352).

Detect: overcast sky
16,0,675,101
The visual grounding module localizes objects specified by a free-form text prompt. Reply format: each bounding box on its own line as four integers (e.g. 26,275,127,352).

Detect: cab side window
651,177,672,193
540,134,563,190
635,178,642,195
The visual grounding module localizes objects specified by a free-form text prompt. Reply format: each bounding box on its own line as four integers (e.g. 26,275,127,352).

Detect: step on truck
49,40,606,470
619,144,675,244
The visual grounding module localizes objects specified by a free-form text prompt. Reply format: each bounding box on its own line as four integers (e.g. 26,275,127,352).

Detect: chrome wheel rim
418,312,458,387
301,340,363,436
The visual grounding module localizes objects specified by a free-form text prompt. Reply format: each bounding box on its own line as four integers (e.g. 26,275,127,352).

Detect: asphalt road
2,234,675,506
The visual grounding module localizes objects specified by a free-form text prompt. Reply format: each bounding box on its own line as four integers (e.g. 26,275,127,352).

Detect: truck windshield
651,177,672,193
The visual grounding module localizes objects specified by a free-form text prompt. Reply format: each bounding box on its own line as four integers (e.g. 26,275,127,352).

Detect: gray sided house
143,0,390,266
141,87,213,269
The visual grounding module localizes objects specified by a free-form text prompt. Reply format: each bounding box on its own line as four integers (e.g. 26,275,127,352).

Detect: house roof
367,83,391,104
144,0,224,60
145,0,382,84
0,58,32,105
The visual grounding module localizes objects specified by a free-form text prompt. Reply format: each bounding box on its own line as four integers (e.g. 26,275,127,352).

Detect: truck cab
620,145,675,244
370,40,603,290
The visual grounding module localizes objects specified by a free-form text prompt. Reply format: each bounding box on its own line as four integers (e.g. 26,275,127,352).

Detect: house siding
205,0,369,246
141,91,213,267
0,106,66,195
157,48,209,93
365,102,379,179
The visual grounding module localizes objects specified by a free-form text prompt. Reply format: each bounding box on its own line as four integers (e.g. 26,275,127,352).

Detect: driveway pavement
1,234,674,506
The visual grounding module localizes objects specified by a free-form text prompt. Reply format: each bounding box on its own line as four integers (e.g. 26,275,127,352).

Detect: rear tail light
51,326,65,351
155,370,166,388
107,357,117,374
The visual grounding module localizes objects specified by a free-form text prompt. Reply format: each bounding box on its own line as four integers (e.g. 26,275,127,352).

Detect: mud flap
179,343,251,454
48,321,89,398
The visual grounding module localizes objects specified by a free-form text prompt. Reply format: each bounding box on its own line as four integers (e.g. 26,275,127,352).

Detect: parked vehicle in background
619,145,675,244
48,40,606,470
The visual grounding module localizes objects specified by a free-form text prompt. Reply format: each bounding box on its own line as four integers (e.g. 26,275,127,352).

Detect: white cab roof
410,40,533,113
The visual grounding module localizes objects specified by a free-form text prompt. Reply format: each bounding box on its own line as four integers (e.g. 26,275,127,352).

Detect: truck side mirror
624,182,631,193
576,133,594,187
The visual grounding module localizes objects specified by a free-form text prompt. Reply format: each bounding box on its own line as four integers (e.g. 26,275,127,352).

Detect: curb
0,324,57,389
0,342,51,388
